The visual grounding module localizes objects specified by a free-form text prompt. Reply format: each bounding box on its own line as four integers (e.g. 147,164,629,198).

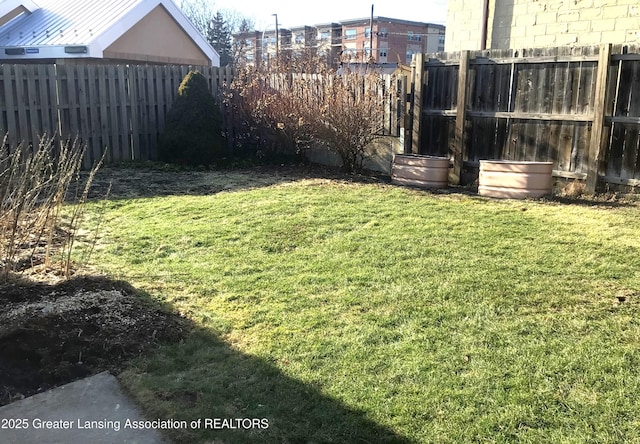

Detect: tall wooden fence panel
604,49,640,185
270,71,406,138
411,44,640,191
0,64,233,167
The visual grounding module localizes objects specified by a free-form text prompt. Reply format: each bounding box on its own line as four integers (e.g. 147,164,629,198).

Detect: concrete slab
0,372,166,444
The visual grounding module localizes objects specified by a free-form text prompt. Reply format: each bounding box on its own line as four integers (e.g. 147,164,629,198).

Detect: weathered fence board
411,44,640,190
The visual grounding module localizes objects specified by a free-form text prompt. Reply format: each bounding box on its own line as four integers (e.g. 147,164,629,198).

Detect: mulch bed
0,276,188,406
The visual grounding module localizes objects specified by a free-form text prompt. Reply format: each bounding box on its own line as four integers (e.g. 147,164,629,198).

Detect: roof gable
0,0,38,27
0,0,38,22
104,4,210,65
0,0,219,65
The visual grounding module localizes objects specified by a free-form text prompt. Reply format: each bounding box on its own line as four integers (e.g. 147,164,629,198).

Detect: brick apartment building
340,17,445,64
234,17,445,67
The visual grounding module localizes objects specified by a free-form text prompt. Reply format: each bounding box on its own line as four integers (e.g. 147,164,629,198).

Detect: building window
378,27,388,38
379,49,388,57
296,34,304,44
344,48,357,58
345,29,357,40
407,32,422,42
365,27,371,38
320,31,330,41
406,49,420,63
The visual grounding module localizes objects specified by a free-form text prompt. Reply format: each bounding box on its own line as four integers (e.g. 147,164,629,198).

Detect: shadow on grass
0,274,408,443
89,163,389,201
122,326,411,444
548,195,639,209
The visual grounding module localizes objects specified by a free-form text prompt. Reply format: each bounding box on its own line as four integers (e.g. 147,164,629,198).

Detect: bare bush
0,135,102,281
226,55,385,172
314,71,385,173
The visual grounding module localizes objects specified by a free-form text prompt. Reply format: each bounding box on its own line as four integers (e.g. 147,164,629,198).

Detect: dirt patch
0,276,188,406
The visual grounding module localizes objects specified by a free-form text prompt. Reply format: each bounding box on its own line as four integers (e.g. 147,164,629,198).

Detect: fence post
410,53,424,154
585,43,611,194
399,74,408,148
451,50,469,185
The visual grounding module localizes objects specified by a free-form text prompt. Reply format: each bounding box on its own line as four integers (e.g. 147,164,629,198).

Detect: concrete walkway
0,372,166,444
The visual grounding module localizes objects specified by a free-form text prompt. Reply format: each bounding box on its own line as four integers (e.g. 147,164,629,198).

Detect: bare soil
0,276,187,406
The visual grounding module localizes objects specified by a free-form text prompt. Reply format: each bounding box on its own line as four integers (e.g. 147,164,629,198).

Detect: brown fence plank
76,65,93,167
106,65,119,161
452,50,469,184
14,65,30,147
96,66,110,163
116,65,131,161
586,44,611,193
25,65,41,146
50,65,62,139
411,53,424,154
36,64,52,139
129,66,141,161
86,65,101,165
154,65,166,137
146,66,158,160
2,65,17,148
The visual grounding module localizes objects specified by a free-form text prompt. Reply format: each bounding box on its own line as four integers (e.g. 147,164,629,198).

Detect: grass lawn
82,166,640,443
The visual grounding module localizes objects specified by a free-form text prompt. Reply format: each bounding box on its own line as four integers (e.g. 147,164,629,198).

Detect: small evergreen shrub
158,71,224,166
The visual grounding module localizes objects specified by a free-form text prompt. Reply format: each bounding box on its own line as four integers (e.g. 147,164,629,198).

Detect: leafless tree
177,0,217,37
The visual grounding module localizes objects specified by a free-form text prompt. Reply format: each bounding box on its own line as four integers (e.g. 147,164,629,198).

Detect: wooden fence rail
1,64,233,167
410,44,640,192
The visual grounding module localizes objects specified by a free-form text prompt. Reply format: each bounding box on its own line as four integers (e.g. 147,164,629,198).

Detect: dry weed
0,134,102,281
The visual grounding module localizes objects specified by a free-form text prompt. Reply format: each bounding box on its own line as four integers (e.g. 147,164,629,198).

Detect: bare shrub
314,71,385,173
562,180,586,198
0,135,102,281
226,55,385,172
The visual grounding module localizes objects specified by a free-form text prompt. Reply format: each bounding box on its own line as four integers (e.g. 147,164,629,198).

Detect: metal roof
0,0,39,23
0,0,220,65
1,0,144,46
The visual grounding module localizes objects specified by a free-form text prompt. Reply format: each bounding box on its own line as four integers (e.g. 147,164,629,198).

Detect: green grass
83,168,640,443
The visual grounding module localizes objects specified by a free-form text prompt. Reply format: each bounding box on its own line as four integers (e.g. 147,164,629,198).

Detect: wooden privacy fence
410,44,640,192
1,64,406,168
0,64,233,167
265,71,407,137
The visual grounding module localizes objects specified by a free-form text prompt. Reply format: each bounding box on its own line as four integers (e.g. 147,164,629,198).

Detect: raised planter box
391,154,449,189
478,160,553,199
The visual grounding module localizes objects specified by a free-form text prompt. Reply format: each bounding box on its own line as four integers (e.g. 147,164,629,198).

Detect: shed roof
0,0,219,65
0,0,38,26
